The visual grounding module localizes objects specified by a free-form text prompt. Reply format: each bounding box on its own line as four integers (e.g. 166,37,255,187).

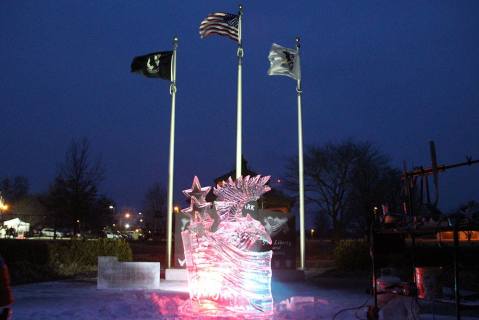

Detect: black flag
131,51,173,80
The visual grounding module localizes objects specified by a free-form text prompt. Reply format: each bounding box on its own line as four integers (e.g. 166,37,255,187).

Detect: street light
125,223,130,229
174,206,180,213
0,196,9,212
0,196,9,223
109,205,114,210
125,213,131,219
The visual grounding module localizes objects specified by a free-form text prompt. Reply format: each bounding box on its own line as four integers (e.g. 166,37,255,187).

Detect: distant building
2,217,30,238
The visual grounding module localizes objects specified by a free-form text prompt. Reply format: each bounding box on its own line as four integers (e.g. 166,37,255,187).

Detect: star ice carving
182,176,211,203
181,176,212,222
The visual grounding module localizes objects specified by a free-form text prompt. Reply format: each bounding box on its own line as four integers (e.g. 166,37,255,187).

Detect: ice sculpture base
179,299,274,319
182,228,274,316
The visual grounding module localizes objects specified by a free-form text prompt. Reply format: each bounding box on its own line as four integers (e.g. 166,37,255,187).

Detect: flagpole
166,36,178,269
236,4,243,179
296,36,305,270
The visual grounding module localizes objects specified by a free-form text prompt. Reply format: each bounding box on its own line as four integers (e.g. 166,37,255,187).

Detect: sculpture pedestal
97,256,160,289
181,226,273,316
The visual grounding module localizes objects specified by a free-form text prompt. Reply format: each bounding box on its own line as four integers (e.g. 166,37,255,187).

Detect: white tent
3,217,30,234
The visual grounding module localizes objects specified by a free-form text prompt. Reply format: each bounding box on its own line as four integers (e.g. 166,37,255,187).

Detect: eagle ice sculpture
180,175,274,317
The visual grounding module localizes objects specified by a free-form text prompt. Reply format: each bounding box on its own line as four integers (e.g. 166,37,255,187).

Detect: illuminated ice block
180,175,274,317
97,256,160,289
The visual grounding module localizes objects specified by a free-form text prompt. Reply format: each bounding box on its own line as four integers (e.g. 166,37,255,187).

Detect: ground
10,277,479,319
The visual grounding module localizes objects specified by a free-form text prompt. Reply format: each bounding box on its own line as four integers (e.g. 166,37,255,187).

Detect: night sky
1,1,478,221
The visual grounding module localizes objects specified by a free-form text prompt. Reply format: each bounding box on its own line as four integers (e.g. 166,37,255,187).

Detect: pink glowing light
180,175,274,317
150,293,328,319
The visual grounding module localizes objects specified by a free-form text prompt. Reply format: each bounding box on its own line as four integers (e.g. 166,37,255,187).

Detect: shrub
48,239,132,276
334,239,370,271
0,239,132,284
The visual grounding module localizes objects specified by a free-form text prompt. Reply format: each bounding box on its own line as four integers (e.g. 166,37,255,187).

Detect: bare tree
346,144,402,237
45,138,106,234
59,138,104,192
0,176,29,203
142,183,167,235
454,200,479,217
285,140,401,241
12,196,48,227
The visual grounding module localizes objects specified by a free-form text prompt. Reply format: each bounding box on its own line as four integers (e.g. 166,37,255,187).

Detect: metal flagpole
166,36,178,269
296,37,306,270
236,5,243,179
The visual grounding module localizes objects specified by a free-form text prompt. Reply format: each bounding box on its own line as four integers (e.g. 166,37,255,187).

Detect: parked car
0,255,13,320
41,228,64,238
58,229,73,238
99,230,121,239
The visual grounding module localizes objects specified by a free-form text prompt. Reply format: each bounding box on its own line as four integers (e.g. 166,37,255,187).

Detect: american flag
199,12,239,42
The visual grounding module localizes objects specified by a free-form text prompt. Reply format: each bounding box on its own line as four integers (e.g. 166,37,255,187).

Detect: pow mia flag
131,51,173,80
267,43,301,81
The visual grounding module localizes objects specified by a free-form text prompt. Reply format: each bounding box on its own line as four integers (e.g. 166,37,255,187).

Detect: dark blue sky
1,1,478,219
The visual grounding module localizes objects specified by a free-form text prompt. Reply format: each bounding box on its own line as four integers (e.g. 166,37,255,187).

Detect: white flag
267,43,301,80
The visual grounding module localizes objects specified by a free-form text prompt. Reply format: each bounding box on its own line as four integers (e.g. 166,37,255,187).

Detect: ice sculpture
180,175,274,317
